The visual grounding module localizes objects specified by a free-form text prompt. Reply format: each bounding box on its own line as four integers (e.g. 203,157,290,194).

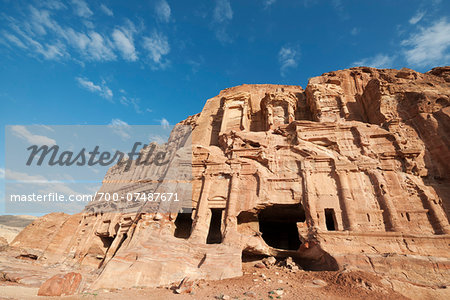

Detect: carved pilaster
189,174,212,243
336,170,357,231
222,163,241,245
410,176,450,234
368,170,402,232
301,164,319,230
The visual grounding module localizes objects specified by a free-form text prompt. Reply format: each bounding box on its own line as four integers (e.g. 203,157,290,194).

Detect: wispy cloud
71,0,93,18
0,168,4,179
142,31,170,69
11,125,56,146
331,0,349,20
3,10,69,60
213,0,233,43
155,0,171,23
76,77,113,101
108,119,131,140
351,27,360,36
263,0,277,9
2,31,27,49
112,26,137,61
149,134,167,144
301,0,318,7
352,53,394,68
41,0,67,10
409,10,426,25
100,4,113,16
2,6,116,62
160,118,170,129
78,32,116,61
278,46,299,76
213,0,233,23
402,18,450,67
119,89,150,114
1,5,175,69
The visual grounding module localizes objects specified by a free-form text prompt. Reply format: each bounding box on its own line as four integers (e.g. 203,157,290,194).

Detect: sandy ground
0,261,421,300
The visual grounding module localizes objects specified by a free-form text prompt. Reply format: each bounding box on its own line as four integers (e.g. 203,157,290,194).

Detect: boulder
37,272,82,296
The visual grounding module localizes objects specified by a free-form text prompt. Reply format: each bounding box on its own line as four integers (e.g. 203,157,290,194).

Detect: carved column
336,170,357,231
266,104,274,130
189,174,212,243
410,177,450,234
423,195,450,234
287,103,295,123
368,170,402,232
222,164,241,245
301,164,319,230
220,103,229,134
241,104,249,131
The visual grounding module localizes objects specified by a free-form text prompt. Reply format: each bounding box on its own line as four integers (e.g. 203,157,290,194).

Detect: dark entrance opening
207,209,223,244
324,208,336,231
258,204,305,250
174,213,193,239
100,236,115,248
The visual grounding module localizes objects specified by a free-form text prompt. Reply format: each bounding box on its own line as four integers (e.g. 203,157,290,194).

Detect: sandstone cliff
6,66,450,294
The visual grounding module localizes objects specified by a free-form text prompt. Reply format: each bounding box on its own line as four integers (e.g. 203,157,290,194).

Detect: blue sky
0,0,449,213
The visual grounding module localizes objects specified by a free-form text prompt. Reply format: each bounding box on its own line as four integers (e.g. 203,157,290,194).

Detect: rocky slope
0,215,36,244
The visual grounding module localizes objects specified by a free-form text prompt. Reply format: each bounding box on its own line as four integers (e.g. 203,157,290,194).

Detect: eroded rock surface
5,66,450,294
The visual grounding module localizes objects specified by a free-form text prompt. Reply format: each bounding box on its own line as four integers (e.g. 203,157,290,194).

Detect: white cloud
352,53,394,68
214,0,233,23
142,31,170,68
160,118,170,129
213,0,233,43
112,29,137,61
39,125,55,132
278,46,299,76
41,0,67,10
63,29,116,61
2,32,27,49
120,94,144,114
155,0,171,23
15,30,67,60
264,0,277,9
148,134,167,144
351,27,360,36
84,32,116,61
331,0,348,20
108,119,131,140
302,0,318,7
38,42,67,60
11,125,56,146
76,77,101,92
76,77,113,100
0,168,4,179
3,6,116,62
402,18,450,67
100,4,113,16
409,10,425,25
71,0,93,18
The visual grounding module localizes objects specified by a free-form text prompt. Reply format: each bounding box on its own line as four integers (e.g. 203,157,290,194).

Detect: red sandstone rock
37,272,82,296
